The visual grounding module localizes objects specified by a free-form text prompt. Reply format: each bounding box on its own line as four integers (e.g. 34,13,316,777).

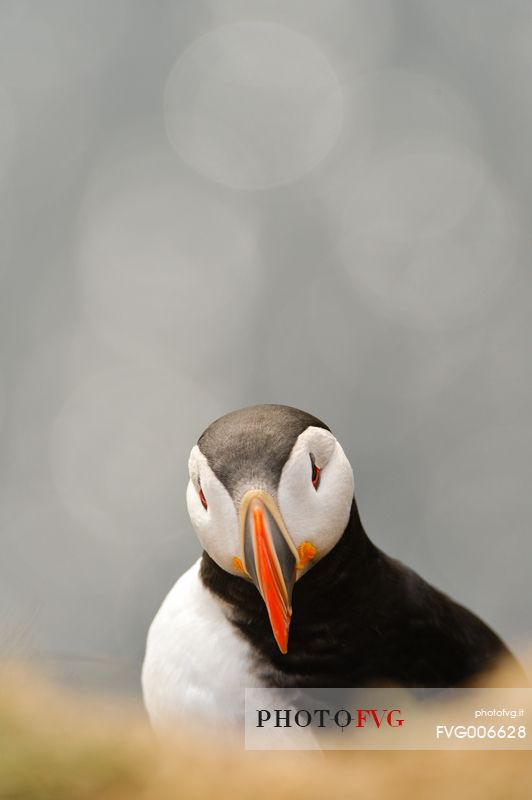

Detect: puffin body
142,559,256,727
142,405,524,729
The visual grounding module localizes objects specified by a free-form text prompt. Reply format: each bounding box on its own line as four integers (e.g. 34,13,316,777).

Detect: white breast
141,558,257,730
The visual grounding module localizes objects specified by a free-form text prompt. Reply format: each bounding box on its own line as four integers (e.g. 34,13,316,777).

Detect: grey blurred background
0,0,531,695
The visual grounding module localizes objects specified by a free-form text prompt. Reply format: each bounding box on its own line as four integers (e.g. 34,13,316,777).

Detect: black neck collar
199,499,380,684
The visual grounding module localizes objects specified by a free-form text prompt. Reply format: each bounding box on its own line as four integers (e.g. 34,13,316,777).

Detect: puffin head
186,404,354,654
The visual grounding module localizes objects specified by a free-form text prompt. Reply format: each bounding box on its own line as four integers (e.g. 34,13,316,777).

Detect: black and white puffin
142,404,525,728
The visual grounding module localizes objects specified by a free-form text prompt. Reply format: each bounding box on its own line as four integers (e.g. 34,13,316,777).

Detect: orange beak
240,492,298,654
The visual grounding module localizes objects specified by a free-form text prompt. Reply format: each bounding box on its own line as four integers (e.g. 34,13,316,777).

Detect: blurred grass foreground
1,661,532,800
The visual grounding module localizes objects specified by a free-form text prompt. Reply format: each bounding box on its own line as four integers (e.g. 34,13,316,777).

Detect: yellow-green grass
1,660,531,800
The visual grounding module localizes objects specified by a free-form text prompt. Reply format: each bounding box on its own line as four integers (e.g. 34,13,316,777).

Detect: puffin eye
310,455,321,491
198,483,208,510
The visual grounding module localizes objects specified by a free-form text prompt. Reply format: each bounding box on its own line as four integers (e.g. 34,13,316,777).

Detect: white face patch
186,427,354,579
186,446,241,575
277,427,355,575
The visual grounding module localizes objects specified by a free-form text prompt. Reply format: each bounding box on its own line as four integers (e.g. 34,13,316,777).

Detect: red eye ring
199,484,208,510
310,456,321,491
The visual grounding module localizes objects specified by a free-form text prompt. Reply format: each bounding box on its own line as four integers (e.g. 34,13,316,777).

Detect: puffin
142,404,525,728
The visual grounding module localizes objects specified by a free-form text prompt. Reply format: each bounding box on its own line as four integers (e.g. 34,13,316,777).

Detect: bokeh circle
164,22,344,189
